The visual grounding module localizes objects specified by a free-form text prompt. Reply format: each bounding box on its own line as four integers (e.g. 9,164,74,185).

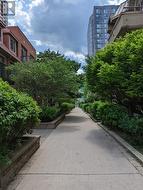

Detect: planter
0,136,40,190
36,113,66,129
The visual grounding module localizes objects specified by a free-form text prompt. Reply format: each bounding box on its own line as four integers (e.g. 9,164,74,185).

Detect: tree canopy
85,29,143,114
8,50,80,106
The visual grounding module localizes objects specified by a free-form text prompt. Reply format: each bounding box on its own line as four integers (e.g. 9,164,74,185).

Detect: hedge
80,101,143,143
40,106,61,122
61,102,75,113
0,79,40,145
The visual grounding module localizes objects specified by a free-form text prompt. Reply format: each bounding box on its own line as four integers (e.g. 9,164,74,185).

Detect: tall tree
85,29,143,115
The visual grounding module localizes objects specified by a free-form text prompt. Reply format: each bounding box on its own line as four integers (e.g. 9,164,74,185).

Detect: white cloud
108,0,125,5
8,0,124,64
65,51,85,64
77,68,84,74
29,0,44,9
9,0,31,33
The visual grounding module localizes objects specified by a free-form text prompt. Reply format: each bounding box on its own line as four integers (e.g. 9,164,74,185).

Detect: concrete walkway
8,108,143,190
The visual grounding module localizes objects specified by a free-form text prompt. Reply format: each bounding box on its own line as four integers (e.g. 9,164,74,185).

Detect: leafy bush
119,116,143,143
80,103,89,112
85,100,143,143
61,102,75,113
0,146,11,166
40,106,60,122
100,104,128,127
0,79,40,145
90,101,108,120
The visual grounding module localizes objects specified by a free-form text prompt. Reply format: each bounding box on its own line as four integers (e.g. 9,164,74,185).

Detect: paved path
8,108,143,190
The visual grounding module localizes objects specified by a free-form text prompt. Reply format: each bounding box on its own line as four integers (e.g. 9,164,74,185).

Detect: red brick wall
7,26,36,61
3,33,9,49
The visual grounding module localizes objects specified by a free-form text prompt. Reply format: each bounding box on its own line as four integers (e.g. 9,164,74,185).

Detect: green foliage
37,50,81,72
90,101,109,120
82,100,143,143
85,29,143,114
0,79,40,145
100,104,128,127
0,146,11,166
40,106,60,122
119,116,143,143
7,50,79,106
80,103,92,113
61,102,75,113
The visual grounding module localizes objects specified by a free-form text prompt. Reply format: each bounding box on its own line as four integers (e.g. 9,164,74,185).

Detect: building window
0,56,5,79
10,36,17,53
96,9,100,14
21,46,27,62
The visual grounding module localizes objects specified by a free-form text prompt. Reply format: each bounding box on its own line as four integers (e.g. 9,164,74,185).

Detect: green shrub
100,104,128,127
61,102,75,113
0,79,40,145
80,103,89,112
0,145,11,166
90,100,143,143
40,106,60,122
90,101,108,120
119,115,143,143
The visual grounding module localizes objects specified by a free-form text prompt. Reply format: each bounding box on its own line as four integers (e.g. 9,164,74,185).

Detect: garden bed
0,136,40,190
34,113,66,129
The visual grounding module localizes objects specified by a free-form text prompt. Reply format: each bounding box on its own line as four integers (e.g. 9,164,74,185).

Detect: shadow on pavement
64,115,87,124
56,125,80,133
85,128,121,156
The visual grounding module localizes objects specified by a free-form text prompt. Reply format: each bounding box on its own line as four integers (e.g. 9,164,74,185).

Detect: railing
122,6,143,12
113,1,143,18
0,15,7,26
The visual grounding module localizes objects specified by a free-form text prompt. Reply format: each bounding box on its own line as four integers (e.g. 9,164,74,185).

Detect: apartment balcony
108,3,143,42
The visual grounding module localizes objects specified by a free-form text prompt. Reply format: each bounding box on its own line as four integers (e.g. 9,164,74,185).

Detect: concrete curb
88,113,143,165
33,114,66,129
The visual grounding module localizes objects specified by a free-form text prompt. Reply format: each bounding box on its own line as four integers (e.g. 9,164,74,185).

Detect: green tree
85,29,143,115
8,50,79,106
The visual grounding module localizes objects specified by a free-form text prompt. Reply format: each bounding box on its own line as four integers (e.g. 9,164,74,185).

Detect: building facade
0,9,36,80
0,26,36,79
87,5,119,56
108,0,143,42
0,0,36,79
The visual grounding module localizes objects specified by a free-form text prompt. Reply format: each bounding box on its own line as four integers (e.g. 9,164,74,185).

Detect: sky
9,0,124,64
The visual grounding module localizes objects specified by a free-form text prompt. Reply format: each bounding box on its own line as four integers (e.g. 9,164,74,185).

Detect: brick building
0,1,36,79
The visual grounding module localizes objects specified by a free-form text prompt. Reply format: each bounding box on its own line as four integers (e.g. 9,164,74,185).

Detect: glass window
0,56,5,79
97,28,101,33
21,46,27,62
97,44,103,49
10,36,17,53
96,9,100,14
96,24,101,28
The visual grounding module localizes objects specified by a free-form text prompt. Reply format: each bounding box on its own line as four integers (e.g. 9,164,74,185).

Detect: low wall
35,114,65,129
0,136,40,190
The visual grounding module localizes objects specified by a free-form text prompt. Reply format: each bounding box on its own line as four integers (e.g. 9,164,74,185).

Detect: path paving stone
7,108,143,190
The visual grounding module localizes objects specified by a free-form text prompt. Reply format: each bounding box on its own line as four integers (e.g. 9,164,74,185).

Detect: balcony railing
121,6,143,12
113,1,143,18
